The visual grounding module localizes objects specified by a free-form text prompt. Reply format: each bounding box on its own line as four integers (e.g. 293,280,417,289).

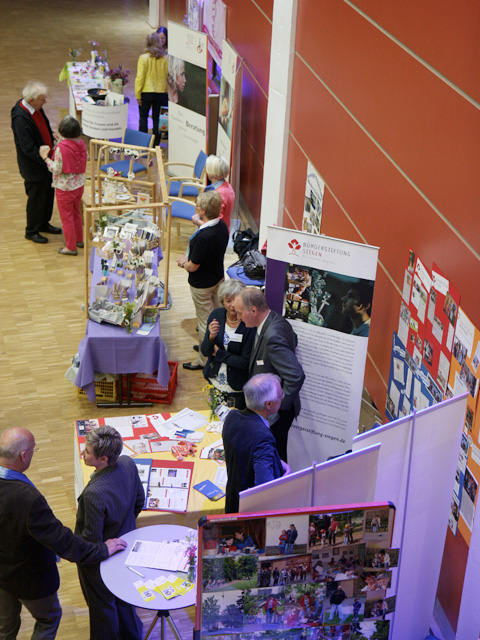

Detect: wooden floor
0,1,232,637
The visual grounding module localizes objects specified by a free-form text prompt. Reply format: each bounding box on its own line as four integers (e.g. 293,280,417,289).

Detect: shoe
39,223,62,234
25,232,48,244
193,345,199,352
182,362,203,371
57,247,78,256
76,242,84,248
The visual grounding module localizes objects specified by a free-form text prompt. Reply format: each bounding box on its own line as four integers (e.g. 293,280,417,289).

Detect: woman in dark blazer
201,279,255,409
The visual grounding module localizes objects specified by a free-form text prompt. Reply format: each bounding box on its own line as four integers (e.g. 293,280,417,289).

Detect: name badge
256,360,264,366
229,333,243,343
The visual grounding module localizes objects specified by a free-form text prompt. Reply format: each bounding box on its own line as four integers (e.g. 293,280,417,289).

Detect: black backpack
233,228,258,259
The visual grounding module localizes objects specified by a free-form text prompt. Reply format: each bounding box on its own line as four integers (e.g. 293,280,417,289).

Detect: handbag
241,249,266,280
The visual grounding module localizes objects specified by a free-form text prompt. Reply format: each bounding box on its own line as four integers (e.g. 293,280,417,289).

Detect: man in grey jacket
234,287,305,461
76,425,145,640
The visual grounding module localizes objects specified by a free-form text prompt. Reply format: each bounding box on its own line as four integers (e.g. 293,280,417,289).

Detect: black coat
11,100,53,181
223,408,285,514
201,307,256,391
0,477,108,599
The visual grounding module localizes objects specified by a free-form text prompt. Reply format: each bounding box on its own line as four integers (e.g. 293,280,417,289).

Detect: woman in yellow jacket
135,33,168,145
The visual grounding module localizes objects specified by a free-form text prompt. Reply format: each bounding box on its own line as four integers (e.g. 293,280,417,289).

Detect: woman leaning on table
201,279,255,410
135,33,168,146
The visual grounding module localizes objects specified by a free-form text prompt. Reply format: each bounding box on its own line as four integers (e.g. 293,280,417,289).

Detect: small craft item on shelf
88,298,125,326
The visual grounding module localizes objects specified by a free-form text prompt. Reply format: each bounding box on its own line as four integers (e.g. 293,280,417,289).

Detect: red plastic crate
121,361,178,404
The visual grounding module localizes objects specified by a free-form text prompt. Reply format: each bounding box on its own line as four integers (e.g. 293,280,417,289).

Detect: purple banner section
265,258,287,314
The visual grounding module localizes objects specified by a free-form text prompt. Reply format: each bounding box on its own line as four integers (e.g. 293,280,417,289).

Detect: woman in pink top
40,116,87,255
205,155,235,231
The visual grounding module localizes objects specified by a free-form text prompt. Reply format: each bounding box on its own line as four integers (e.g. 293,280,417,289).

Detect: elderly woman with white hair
201,279,256,409
203,154,235,231
168,56,188,108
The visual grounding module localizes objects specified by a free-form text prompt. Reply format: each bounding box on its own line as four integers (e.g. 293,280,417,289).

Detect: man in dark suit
223,373,290,513
76,425,145,640
233,288,305,461
11,80,62,243
0,427,126,639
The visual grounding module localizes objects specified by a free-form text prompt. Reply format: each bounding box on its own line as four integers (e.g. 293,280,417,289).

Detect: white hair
23,81,48,102
206,155,230,181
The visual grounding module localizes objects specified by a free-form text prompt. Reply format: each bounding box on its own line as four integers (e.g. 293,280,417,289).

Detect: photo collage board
196,504,398,640
386,249,480,544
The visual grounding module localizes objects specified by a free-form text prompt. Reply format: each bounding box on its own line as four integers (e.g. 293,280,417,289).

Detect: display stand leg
143,610,182,640
97,373,153,408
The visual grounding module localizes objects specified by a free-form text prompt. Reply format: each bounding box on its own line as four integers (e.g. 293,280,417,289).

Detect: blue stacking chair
167,193,205,236
164,149,208,198
100,128,155,180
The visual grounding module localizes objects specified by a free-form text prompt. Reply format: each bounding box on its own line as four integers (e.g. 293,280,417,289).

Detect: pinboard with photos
194,503,398,640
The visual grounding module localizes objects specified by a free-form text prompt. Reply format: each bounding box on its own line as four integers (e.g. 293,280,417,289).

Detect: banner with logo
265,227,379,470
167,21,208,173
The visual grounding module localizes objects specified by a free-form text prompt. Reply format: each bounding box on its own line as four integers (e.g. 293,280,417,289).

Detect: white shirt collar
256,311,271,336
21,99,36,115
198,217,220,232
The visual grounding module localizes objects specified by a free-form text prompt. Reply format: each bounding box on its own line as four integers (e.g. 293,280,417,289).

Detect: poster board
302,161,325,235
353,395,467,640
167,21,208,174
216,40,237,166
239,444,381,514
265,227,379,470
196,502,397,639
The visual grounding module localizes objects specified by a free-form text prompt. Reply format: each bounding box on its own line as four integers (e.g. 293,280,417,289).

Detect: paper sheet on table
105,416,134,438
124,540,189,571
163,408,209,431
214,466,228,487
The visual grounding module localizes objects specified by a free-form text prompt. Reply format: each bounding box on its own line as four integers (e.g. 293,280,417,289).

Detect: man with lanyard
177,190,229,370
0,427,127,638
11,80,62,243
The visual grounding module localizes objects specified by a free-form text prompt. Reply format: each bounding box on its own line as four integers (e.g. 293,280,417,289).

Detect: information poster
266,227,379,470
168,21,208,173
385,333,439,422
422,264,460,393
216,40,237,164
446,308,480,542
402,251,431,367
302,162,325,235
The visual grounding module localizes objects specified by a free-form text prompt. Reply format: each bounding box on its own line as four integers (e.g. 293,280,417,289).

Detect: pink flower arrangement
106,64,130,86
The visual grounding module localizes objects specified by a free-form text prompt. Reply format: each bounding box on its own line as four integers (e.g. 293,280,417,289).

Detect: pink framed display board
194,502,397,640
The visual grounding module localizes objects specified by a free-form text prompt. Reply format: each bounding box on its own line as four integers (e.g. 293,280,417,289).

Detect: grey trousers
0,587,62,640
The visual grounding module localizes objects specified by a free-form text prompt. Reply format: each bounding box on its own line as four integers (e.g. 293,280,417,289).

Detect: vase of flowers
69,47,82,65
184,534,197,584
106,64,130,93
203,384,227,421
122,301,136,333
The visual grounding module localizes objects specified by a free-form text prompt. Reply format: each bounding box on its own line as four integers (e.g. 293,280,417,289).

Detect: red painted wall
224,0,273,227
283,0,480,417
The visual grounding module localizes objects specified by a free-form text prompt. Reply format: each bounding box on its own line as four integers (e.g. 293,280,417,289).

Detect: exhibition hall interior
0,0,479,639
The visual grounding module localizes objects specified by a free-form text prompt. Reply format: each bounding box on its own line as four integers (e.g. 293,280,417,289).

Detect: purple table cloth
75,246,169,401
